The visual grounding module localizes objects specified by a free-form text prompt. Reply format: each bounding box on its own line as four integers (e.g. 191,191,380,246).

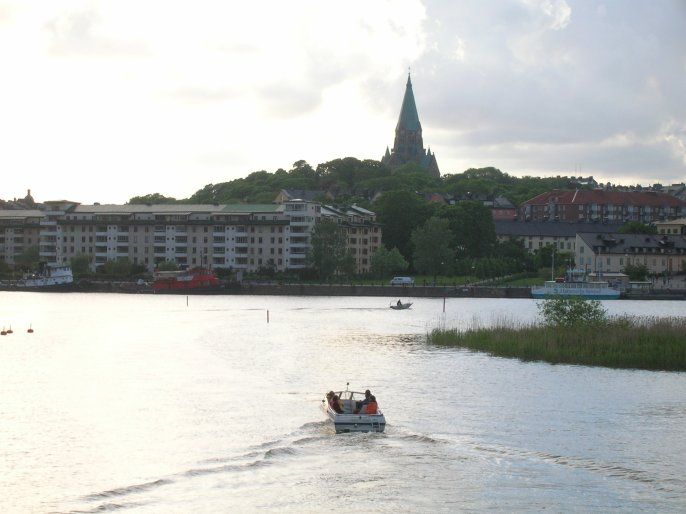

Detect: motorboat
321,385,386,433
390,302,412,310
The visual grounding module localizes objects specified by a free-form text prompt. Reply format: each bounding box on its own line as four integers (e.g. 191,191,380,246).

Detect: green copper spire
396,73,421,132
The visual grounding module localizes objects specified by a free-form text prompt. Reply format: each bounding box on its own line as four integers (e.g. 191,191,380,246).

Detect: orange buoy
27,325,34,334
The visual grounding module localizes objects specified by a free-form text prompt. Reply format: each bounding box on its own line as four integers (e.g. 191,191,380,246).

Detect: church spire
382,72,440,177
396,72,421,132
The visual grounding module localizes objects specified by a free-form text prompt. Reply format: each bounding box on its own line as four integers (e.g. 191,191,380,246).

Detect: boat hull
321,404,386,433
531,292,620,300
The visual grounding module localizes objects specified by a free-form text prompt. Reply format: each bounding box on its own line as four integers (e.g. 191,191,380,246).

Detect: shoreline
1,282,685,300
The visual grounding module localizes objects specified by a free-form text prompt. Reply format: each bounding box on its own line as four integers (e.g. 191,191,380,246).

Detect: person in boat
397,299,402,307
355,389,372,413
362,395,378,415
329,394,344,414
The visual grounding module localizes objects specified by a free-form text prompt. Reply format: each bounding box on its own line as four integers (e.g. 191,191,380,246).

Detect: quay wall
239,283,531,298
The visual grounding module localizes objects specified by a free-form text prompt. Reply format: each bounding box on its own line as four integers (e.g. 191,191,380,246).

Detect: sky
0,0,685,204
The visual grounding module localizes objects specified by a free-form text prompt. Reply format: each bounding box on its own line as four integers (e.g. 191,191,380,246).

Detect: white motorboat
321,385,386,433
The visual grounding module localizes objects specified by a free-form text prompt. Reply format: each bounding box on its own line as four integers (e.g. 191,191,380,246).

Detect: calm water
1,293,685,513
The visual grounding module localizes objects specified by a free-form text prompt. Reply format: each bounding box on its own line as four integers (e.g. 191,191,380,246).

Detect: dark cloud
378,0,686,181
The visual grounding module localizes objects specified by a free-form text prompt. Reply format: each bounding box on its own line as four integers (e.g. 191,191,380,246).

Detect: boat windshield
334,390,370,402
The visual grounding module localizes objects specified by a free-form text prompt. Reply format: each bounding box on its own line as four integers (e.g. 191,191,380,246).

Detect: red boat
152,267,221,292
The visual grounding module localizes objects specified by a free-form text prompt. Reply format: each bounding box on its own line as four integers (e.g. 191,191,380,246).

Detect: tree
14,245,40,271
494,239,534,272
623,263,648,281
411,217,454,282
0,260,11,278
309,220,349,280
127,193,178,205
435,201,496,258
538,297,607,327
156,261,179,272
96,258,143,278
618,221,657,234
370,247,409,278
70,254,91,276
374,190,434,262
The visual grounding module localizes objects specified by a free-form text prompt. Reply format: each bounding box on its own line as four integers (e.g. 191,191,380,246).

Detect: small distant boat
390,302,412,310
16,263,74,288
152,267,222,293
321,386,386,434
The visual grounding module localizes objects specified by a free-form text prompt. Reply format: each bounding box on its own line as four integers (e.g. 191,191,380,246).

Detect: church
381,73,440,177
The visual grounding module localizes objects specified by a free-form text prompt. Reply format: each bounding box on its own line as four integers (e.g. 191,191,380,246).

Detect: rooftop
495,221,623,238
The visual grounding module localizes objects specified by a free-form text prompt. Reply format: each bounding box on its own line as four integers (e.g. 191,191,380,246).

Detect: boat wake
69,420,335,512
469,441,684,493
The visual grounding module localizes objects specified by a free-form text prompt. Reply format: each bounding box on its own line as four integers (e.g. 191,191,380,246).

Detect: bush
538,296,607,327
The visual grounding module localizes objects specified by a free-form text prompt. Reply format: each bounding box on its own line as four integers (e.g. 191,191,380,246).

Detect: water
1,293,685,512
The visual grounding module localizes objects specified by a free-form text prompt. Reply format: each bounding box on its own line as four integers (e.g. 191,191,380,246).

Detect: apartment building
321,204,382,273
520,190,686,223
576,232,686,275
0,198,386,274
494,221,621,254
0,210,43,266
655,218,686,236
1,202,318,273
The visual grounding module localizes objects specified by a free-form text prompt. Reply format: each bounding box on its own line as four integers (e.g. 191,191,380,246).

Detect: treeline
129,158,584,207
306,191,546,281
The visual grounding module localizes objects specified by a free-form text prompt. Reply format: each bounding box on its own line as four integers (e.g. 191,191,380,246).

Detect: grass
428,316,686,371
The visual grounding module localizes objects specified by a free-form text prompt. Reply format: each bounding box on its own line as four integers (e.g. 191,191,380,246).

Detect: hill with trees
128,158,587,208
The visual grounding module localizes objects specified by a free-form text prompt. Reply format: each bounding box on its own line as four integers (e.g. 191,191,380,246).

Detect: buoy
27,325,34,334
6,326,12,334
1,328,6,336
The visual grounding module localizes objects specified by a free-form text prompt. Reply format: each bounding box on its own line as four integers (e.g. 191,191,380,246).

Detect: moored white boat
531,269,620,299
321,387,386,433
16,264,74,288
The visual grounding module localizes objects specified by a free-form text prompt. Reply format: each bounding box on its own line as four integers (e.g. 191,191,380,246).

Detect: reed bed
429,316,686,371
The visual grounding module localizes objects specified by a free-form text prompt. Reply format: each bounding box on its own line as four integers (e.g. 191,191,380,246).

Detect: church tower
381,73,440,177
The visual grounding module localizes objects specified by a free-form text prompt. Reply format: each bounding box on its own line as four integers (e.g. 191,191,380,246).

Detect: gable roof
577,232,686,254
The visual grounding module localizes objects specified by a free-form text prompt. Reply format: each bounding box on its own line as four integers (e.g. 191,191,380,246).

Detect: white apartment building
575,232,686,275
1,200,384,274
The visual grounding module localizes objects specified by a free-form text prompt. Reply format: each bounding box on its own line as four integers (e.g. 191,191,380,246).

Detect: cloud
45,8,146,56
0,0,683,203
406,0,686,182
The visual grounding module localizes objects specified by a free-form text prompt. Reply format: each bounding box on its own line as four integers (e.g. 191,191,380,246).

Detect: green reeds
429,316,686,371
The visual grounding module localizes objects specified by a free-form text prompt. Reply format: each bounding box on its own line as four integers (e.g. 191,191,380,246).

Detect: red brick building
519,190,686,223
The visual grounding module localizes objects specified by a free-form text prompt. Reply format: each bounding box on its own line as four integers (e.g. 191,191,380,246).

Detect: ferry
531,269,620,300
152,267,221,292
321,385,386,433
16,263,74,288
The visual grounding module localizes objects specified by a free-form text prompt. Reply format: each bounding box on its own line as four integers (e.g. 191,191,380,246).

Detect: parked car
390,276,414,286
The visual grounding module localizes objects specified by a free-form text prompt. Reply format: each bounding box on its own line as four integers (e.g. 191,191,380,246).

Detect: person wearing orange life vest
362,395,378,415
